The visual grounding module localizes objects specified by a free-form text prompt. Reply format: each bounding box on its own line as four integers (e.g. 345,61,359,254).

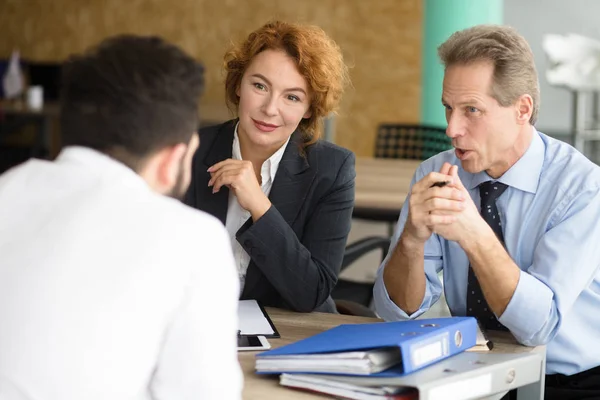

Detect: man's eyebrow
441,98,482,106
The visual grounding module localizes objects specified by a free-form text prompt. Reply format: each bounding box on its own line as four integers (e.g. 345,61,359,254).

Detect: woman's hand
208,159,272,220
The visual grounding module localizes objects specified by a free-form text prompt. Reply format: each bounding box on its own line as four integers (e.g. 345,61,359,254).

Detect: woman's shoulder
198,119,236,139
195,120,236,159
305,139,355,165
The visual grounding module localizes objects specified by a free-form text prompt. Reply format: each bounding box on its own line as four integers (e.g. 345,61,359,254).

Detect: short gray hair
438,25,540,125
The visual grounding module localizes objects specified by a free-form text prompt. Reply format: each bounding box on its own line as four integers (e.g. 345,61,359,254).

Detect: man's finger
425,213,458,226
414,172,455,192
439,162,452,176
425,197,465,213
449,165,467,190
424,189,465,205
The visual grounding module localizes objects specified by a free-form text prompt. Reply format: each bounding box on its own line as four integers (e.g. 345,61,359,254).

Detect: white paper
280,374,408,398
257,348,401,375
429,373,492,400
238,300,274,336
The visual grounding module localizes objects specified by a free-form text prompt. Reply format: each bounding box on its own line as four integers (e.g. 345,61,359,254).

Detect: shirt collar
232,122,289,184
463,127,544,194
56,146,149,190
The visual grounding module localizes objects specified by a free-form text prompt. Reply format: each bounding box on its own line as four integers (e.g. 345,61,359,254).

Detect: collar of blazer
201,119,317,228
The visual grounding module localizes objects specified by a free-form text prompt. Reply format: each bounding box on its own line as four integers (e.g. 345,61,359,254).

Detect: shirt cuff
498,269,553,343
373,268,436,321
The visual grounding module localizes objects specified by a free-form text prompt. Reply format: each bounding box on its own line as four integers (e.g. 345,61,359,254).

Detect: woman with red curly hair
184,20,354,313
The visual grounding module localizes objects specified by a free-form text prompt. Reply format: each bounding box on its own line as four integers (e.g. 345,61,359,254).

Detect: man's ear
157,143,187,189
515,94,533,125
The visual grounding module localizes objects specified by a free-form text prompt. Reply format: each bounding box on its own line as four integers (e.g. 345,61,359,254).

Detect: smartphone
237,335,271,351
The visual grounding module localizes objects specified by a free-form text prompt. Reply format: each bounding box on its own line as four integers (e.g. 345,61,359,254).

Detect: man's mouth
455,148,471,160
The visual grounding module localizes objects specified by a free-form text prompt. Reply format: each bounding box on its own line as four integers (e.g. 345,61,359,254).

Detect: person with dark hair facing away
185,20,355,313
0,35,241,400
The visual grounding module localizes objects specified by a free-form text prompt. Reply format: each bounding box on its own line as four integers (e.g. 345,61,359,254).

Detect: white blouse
225,123,290,293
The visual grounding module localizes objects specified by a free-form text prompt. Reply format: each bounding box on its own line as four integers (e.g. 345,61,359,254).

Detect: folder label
411,332,449,368
429,373,492,400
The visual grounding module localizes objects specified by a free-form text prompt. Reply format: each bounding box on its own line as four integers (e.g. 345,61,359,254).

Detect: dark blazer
184,120,355,313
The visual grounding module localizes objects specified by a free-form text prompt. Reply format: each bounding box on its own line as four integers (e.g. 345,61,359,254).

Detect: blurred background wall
0,0,422,157
504,0,600,136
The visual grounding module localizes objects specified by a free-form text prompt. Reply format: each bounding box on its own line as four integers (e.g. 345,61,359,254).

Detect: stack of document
256,317,477,376
257,347,401,375
280,374,417,400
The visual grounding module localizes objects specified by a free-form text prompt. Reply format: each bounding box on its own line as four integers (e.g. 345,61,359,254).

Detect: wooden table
354,157,420,222
240,308,546,400
239,308,377,399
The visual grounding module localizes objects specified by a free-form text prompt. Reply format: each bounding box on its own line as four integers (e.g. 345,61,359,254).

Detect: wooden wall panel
0,0,422,156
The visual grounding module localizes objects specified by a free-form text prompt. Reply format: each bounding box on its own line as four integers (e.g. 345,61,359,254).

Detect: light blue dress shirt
374,129,600,375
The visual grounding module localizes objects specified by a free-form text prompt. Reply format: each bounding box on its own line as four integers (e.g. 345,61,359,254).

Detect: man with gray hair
374,25,600,399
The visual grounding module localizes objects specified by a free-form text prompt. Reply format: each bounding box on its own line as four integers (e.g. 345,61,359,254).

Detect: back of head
224,20,350,146
438,25,540,125
60,35,205,170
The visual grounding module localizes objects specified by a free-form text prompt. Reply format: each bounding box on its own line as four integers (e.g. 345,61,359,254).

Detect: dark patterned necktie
466,181,509,331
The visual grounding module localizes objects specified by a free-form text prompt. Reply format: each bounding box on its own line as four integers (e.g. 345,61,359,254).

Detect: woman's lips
252,119,279,132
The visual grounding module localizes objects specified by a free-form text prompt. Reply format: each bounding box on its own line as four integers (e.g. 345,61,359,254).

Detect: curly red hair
224,20,350,147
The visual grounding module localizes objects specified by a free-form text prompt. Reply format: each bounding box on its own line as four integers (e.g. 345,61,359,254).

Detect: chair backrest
332,236,391,316
375,124,451,160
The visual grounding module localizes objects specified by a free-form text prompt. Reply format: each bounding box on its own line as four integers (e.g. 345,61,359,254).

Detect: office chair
375,123,451,160
333,236,391,318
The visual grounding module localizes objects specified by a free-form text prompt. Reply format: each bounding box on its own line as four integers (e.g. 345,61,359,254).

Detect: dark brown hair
60,34,205,170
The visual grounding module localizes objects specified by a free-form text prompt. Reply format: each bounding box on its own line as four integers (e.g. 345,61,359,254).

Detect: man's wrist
459,222,497,256
398,232,426,254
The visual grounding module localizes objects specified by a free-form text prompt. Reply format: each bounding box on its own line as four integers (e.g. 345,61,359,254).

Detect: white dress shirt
0,147,242,400
225,124,289,293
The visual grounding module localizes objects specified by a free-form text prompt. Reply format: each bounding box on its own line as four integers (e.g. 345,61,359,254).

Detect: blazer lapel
242,131,317,299
196,121,236,225
268,131,317,226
